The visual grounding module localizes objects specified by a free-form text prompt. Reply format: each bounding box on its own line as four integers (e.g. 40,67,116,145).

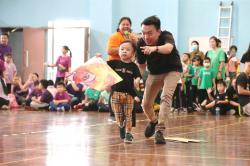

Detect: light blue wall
0,0,89,27
236,0,250,56
178,0,250,57
0,0,249,59
89,0,113,57
9,32,23,75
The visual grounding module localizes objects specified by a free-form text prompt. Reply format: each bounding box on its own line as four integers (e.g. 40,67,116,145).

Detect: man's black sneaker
154,130,166,144
124,133,133,144
144,121,158,138
119,127,125,139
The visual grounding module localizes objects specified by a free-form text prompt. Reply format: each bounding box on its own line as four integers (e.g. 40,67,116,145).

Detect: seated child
11,76,28,105
25,80,42,106
23,73,39,96
30,79,53,110
98,86,111,112
49,82,71,111
198,80,231,115
82,87,101,111
66,80,83,108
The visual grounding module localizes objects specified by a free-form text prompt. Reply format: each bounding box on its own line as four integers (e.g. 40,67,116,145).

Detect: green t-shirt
85,88,101,101
184,64,194,82
199,68,214,89
206,48,225,80
100,90,110,105
192,66,202,86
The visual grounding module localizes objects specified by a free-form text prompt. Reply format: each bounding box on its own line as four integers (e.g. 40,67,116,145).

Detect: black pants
25,98,32,106
191,85,198,104
98,103,109,112
172,83,184,109
108,91,115,116
210,104,231,115
198,89,209,104
0,98,9,107
185,81,192,109
6,83,11,94
83,101,98,111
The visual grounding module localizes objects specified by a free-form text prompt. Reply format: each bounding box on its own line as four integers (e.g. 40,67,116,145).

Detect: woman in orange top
107,17,137,61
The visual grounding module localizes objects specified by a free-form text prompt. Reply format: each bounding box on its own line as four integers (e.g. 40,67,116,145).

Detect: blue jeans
49,102,70,111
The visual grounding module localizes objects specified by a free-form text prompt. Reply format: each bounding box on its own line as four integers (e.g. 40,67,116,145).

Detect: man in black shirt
236,62,250,116
136,16,182,144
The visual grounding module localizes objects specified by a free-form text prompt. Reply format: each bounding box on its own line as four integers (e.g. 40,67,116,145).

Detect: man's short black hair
141,15,161,30
216,80,226,87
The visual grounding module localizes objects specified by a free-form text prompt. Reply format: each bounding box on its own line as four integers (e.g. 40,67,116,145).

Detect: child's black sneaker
124,133,133,144
119,126,125,139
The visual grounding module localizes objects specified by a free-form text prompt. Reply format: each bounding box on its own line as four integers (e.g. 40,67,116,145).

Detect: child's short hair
120,40,136,52
204,57,211,62
0,33,9,38
47,80,54,86
192,55,202,62
56,81,66,88
216,80,226,87
183,53,191,59
34,80,40,86
40,79,48,89
4,53,12,57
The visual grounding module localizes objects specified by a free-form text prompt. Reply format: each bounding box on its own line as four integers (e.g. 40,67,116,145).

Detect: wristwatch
155,46,159,52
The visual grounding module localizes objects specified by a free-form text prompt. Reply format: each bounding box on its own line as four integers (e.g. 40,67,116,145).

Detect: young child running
107,40,141,143
49,82,71,111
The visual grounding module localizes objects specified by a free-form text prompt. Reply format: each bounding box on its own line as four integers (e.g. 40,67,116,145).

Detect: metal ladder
217,1,233,51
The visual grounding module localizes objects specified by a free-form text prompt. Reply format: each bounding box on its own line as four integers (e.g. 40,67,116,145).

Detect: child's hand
134,78,140,89
54,101,59,105
134,96,140,103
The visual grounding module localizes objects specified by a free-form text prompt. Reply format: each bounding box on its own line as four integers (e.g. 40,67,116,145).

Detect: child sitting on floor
30,79,53,110
49,82,71,111
196,80,231,115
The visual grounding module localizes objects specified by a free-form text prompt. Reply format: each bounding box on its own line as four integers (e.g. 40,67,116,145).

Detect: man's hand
140,46,157,55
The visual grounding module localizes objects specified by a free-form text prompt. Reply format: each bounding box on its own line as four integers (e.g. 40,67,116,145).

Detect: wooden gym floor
0,110,250,166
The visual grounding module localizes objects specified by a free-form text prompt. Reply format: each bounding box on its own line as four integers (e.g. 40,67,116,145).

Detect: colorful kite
68,57,122,91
